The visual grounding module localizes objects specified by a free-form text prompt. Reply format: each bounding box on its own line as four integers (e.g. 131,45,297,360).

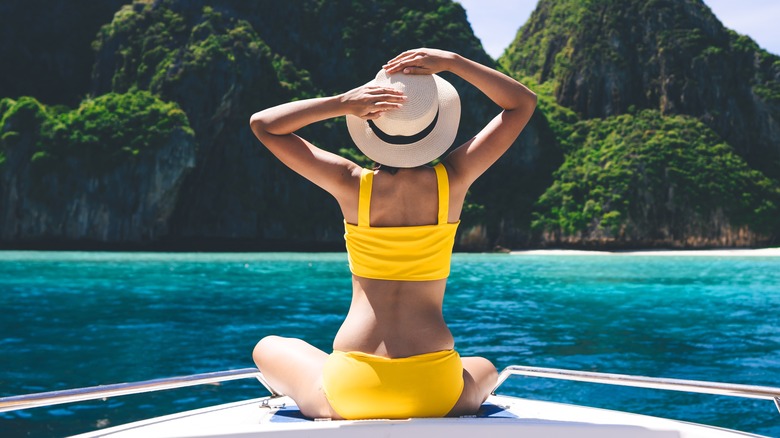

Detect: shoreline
1,246,779,257
510,247,780,256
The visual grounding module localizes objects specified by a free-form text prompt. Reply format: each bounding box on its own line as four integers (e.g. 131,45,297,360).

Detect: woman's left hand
340,84,406,120
383,48,456,75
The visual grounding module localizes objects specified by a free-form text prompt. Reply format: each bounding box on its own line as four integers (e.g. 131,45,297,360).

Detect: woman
249,48,536,420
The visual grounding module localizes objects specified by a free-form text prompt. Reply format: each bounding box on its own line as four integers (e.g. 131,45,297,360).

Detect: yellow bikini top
344,163,460,281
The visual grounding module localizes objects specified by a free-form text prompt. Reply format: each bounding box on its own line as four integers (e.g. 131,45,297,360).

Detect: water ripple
0,252,778,437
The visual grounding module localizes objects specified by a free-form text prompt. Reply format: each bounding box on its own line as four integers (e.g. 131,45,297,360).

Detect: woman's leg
447,356,498,417
252,335,342,419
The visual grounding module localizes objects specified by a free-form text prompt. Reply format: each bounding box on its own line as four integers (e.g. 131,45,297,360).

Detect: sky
457,0,780,59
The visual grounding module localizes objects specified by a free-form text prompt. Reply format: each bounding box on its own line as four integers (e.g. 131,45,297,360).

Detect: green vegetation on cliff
500,0,780,179
532,110,780,246
0,91,196,242
0,97,48,166
1,92,194,203
93,3,317,103
1,92,192,173
1,0,778,248
498,0,780,247
38,92,193,172
84,0,554,248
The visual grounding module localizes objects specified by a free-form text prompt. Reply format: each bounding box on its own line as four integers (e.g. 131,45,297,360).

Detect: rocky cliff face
502,0,780,178
0,0,559,250
0,93,196,244
2,0,775,249
503,0,780,247
531,110,779,248
83,0,560,249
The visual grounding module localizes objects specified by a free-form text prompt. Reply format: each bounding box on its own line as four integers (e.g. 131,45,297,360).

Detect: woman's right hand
339,85,406,120
382,48,456,76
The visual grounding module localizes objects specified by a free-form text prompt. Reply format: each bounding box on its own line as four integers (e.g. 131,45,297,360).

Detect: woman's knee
252,335,285,366
463,356,497,377
478,357,498,382
462,356,498,398
479,358,499,392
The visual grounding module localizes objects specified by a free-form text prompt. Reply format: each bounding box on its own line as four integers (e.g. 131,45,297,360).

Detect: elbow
503,85,537,113
504,90,537,114
525,89,538,110
249,112,264,131
518,91,537,116
249,112,269,139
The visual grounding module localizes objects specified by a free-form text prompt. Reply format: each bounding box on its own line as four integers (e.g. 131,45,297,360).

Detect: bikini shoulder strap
357,168,373,227
433,163,449,225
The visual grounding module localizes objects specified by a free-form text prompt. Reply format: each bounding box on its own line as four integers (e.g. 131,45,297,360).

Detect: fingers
383,48,450,75
385,63,430,75
365,94,405,110
360,111,384,121
402,66,429,75
365,86,404,95
354,92,403,120
373,101,403,110
366,86,406,107
385,49,420,65
383,54,432,75
383,54,420,73
360,102,402,120
363,86,406,101
359,97,404,119
374,92,407,103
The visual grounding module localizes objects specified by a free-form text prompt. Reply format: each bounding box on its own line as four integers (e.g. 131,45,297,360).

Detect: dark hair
373,163,399,175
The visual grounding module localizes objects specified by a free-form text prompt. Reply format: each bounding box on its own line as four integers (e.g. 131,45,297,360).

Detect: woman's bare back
333,276,454,357
333,166,464,357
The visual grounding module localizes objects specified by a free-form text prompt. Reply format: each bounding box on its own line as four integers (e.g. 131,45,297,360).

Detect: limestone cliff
0,93,196,244
531,110,780,248
1,0,776,250
502,0,780,247
85,0,559,249
501,0,780,178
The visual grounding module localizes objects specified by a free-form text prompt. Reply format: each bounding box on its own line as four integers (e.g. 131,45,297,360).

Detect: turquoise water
1,251,779,437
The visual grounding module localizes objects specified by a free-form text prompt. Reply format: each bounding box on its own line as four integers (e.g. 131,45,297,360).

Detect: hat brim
346,74,460,168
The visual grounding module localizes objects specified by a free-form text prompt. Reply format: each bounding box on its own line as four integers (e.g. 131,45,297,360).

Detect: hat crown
346,70,460,168
372,71,438,137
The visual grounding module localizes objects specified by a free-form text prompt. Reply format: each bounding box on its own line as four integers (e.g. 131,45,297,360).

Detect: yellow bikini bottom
321,349,464,420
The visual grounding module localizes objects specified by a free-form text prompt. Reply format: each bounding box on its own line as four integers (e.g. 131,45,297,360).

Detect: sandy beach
511,247,780,256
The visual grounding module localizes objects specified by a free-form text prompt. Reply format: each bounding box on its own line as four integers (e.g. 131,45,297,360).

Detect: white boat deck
69,394,766,438
3,365,777,437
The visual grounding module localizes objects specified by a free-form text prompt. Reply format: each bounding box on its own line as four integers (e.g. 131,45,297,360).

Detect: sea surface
1,251,779,437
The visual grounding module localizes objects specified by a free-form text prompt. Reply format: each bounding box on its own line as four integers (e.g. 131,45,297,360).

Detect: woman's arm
384,49,537,188
249,86,406,197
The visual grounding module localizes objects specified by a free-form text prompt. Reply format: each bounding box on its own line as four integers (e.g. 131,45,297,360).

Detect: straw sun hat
346,69,460,168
